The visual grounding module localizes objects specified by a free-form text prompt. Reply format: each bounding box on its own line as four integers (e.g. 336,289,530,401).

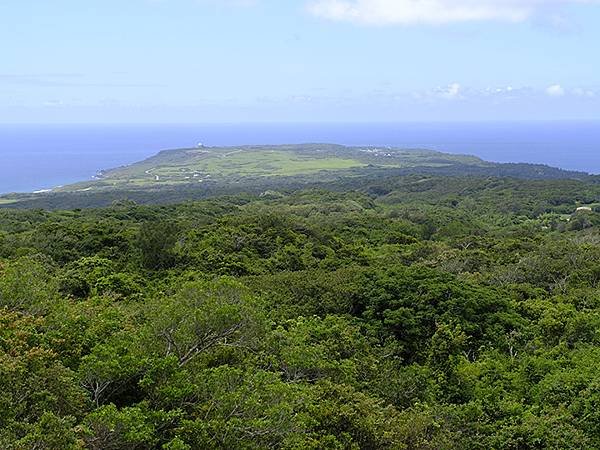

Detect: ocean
1,121,599,194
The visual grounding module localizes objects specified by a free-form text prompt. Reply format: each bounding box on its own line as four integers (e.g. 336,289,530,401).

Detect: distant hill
0,144,592,209
71,143,589,187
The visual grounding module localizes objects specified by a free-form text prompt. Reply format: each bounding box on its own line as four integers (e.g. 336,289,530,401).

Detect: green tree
137,221,179,270
144,278,265,367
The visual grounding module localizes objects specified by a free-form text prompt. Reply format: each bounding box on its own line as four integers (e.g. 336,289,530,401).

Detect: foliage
1,174,600,447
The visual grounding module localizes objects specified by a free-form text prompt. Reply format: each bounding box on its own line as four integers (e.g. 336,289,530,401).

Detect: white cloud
410,83,598,103
411,83,466,101
307,0,600,25
573,87,596,97
149,0,257,6
438,83,462,99
546,84,565,96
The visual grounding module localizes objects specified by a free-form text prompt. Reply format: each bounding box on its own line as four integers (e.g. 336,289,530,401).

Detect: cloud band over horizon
307,0,600,25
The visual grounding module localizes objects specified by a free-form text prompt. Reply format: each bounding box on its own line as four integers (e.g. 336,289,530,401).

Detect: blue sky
1,0,599,122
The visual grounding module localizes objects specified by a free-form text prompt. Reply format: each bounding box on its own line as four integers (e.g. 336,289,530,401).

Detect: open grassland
152,150,366,178
105,149,367,185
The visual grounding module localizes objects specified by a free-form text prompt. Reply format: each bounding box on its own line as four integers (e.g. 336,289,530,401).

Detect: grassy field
198,150,366,176
88,147,371,187
91,144,486,187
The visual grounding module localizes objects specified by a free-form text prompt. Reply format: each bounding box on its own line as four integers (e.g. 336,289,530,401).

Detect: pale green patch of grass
197,150,366,176
105,150,367,184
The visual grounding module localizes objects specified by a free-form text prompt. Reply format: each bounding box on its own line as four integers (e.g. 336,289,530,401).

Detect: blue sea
1,121,599,194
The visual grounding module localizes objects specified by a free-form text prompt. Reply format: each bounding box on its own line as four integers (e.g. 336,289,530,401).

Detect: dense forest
2,174,600,449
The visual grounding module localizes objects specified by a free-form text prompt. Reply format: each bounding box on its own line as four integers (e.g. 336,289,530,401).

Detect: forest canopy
1,174,600,448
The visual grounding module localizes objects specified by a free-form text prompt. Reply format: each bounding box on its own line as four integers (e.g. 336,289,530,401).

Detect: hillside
74,143,588,188
2,175,600,448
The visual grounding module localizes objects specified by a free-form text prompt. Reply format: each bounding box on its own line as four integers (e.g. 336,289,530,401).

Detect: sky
1,0,599,123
